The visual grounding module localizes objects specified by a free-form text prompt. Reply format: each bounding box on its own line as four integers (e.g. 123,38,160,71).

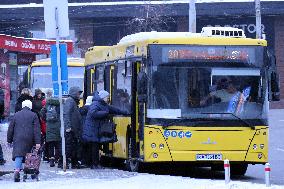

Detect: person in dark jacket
62,86,83,169
43,97,61,167
7,100,41,182
82,90,128,169
15,88,33,113
79,96,93,167
0,87,4,120
0,87,5,165
33,89,49,162
32,89,44,114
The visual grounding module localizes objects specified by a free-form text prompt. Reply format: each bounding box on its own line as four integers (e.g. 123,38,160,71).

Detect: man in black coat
62,86,83,169
82,90,128,169
0,87,4,120
7,100,41,182
0,87,5,165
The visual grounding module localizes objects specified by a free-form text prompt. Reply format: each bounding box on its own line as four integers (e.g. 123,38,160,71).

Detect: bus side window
112,60,131,112
94,65,104,91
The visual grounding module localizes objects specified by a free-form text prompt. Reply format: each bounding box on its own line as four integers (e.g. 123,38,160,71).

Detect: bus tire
230,163,248,176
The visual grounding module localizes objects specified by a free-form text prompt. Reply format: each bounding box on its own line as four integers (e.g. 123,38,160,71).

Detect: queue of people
3,86,128,182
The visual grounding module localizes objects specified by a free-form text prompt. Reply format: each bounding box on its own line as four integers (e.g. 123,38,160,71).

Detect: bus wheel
230,163,248,176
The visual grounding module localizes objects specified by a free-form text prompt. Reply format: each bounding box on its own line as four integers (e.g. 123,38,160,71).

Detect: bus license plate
196,154,222,161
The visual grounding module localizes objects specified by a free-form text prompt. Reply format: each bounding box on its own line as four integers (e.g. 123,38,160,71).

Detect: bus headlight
253,144,257,150
151,143,156,148
153,153,158,158
260,144,264,149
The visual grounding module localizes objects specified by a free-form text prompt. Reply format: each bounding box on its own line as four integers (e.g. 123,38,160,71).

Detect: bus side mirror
270,72,280,101
137,71,148,103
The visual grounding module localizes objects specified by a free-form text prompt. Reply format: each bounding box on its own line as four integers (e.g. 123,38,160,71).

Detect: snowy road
0,172,283,189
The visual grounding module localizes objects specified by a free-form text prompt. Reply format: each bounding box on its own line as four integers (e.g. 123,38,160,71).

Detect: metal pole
224,159,230,184
189,0,196,33
265,163,271,187
255,0,262,39
55,7,67,172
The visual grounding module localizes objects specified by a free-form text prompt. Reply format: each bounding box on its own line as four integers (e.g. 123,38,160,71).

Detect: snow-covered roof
34,57,84,63
0,0,282,9
119,27,246,44
118,31,201,44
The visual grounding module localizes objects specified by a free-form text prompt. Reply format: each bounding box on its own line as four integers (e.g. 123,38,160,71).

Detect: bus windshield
31,66,84,93
147,45,268,126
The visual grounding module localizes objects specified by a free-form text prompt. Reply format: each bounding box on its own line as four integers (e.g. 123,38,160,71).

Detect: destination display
161,46,257,63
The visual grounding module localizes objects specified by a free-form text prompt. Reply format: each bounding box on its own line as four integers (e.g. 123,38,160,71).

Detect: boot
49,157,55,167
14,171,20,182
58,158,70,169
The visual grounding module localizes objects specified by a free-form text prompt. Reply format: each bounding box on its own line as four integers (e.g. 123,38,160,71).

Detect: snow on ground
0,174,283,189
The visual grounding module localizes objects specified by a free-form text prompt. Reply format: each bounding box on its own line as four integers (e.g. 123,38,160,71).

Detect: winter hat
98,90,110,99
22,100,32,109
85,96,93,105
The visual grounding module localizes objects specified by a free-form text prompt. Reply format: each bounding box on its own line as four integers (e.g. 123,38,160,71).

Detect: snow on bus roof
34,57,84,63
118,31,201,44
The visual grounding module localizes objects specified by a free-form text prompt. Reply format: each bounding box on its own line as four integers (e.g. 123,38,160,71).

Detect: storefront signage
0,34,73,54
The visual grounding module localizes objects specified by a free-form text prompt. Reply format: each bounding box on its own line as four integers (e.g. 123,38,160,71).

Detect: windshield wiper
162,117,216,129
200,112,255,129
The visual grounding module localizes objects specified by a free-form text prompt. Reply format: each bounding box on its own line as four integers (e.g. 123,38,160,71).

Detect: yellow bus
84,27,279,175
25,58,85,97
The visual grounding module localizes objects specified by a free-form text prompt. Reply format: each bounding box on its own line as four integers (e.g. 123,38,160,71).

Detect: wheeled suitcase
23,149,41,181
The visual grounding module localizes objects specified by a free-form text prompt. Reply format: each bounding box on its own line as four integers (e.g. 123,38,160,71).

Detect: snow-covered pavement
1,173,283,189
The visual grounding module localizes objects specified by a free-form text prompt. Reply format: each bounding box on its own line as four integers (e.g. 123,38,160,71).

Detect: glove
35,144,41,151
66,128,72,133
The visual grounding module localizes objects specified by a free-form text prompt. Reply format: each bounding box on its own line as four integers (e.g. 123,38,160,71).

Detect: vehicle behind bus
84,27,280,175
24,58,85,105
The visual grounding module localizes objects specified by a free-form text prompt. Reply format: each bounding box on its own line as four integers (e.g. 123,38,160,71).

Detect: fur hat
22,100,32,109
98,90,110,99
85,96,93,105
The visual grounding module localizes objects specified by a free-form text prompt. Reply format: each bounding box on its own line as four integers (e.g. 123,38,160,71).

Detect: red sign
0,34,73,54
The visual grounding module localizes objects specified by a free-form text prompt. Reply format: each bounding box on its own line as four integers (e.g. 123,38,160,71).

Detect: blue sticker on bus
185,131,192,138
164,130,171,138
171,131,177,138
178,131,185,138
163,130,192,139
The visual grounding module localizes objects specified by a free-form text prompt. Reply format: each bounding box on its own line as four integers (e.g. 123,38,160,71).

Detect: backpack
46,105,59,122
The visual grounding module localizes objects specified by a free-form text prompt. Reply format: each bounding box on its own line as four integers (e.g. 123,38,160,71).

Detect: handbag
99,119,118,143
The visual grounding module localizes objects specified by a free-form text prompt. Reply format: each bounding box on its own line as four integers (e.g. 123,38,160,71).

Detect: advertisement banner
0,34,73,54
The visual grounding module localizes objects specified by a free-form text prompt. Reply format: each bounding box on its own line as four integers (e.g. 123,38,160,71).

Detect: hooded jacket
82,92,128,143
32,89,44,114
45,98,61,142
63,87,82,139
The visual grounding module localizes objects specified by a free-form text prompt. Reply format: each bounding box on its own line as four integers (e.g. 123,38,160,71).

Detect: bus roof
85,29,267,66
32,57,85,67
